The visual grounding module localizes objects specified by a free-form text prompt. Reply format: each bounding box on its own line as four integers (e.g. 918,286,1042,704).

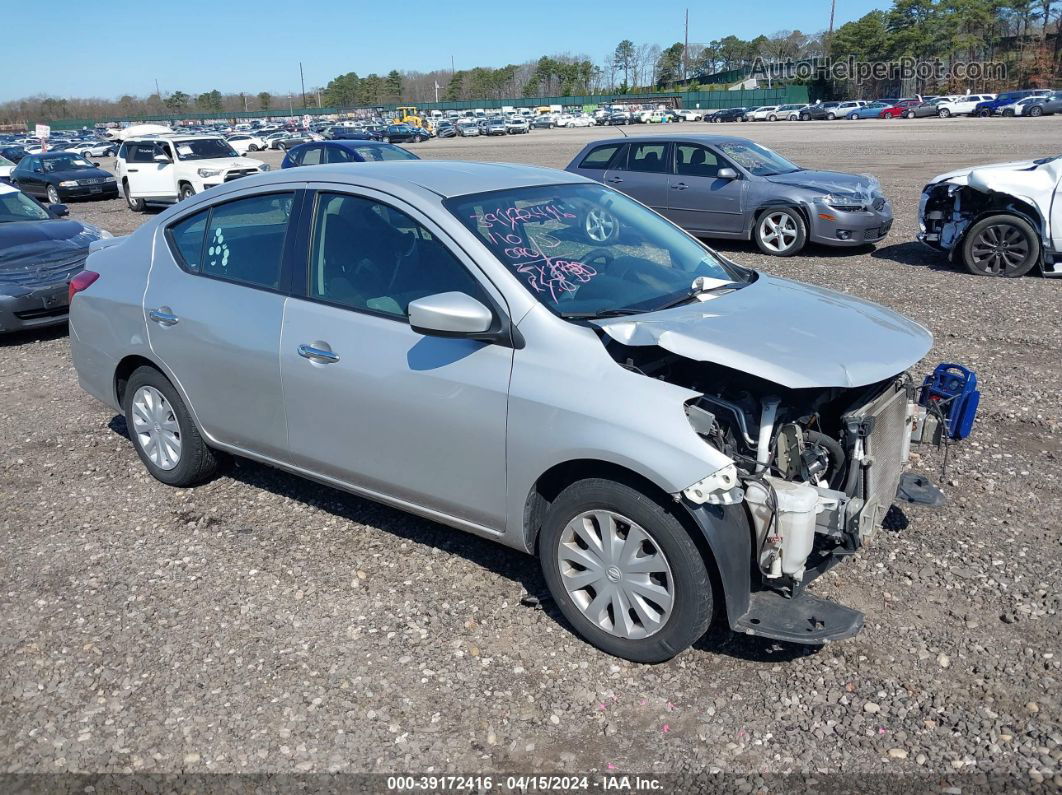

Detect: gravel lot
2,118,1060,787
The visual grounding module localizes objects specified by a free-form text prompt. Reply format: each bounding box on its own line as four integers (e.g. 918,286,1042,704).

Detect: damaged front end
598,323,956,645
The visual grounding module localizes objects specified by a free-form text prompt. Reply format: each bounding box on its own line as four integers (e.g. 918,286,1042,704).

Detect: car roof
585,134,757,147
235,160,587,198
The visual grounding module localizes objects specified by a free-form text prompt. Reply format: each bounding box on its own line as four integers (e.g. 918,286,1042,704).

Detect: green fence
37,86,808,129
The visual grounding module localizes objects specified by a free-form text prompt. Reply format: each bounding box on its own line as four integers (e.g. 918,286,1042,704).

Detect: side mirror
717,168,739,180
408,292,494,338
92,161,100,167
153,154,171,163
49,203,69,217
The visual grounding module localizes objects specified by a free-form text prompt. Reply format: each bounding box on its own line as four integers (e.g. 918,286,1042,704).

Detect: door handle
148,307,179,326
606,177,623,183
127,168,139,172
297,343,339,364
671,182,689,190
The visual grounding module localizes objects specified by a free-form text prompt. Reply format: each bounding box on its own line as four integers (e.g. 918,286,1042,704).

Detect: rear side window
168,211,208,270
165,192,294,290
578,144,621,170
627,143,670,173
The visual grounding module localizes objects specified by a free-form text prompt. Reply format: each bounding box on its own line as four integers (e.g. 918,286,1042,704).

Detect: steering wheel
579,247,615,271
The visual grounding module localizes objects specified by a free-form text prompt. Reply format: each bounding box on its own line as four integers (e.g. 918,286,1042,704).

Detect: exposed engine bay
604,341,927,596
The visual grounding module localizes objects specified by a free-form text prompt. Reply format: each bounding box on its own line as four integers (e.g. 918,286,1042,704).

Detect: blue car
281,140,420,168
972,90,1052,117
846,102,890,119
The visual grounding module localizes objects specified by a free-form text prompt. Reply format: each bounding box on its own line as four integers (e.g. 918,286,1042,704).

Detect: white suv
115,135,268,211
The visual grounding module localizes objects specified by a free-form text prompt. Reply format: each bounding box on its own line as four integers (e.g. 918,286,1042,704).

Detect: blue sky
4,0,887,101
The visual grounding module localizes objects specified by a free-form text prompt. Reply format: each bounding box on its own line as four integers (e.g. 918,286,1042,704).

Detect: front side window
626,143,670,173
675,145,730,178
446,183,748,319
300,146,323,165
308,192,489,318
166,193,293,288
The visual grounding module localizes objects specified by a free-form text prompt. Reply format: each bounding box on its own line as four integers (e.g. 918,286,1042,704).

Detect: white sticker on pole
302,114,311,127
35,123,50,139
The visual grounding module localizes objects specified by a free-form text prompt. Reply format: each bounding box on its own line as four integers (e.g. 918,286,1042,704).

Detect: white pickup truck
115,135,268,211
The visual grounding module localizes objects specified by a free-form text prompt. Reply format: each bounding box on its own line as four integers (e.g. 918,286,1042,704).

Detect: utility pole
827,0,836,47
299,62,306,109
683,8,689,83
451,55,455,75
154,78,161,100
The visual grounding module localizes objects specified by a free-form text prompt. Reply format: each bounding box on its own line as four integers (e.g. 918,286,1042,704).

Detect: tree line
2,0,1058,126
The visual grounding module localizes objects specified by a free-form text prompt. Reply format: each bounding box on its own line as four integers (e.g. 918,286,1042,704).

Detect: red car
879,99,922,118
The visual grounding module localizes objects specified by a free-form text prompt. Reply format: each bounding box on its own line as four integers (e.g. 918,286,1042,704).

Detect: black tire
1029,106,1043,117
904,110,915,119
960,214,1040,277
538,479,713,663
976,109,991,117
753,206,807,256
938,108,951,118
178,183,195,201
383,136,391,143
800,112,811,121
123,180,146,212
122,366,218,487
767,114,777,121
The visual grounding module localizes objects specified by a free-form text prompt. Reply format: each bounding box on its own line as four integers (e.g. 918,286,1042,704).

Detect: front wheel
905,110,916,119
767,114,777,121
124,180,146,212
754,207,806,256
938,108,951,118
826,113,836,120
383,136,391,143
976,109,991,117
179,183,195,200
123,366,218,487
800,113,811,121
1029,106,1044,117
47,184,60,204
538,479,713,663
961,214,1040,277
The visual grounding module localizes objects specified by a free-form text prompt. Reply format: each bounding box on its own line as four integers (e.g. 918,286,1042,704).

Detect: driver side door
667,144,746,234
279,187,514,530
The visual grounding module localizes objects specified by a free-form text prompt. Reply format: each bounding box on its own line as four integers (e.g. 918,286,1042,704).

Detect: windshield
43,154,95,172
715,141,800,176
352,144,417,161
172,138,239,161
0,190,50,223
446,183,749,319
0,155,13,167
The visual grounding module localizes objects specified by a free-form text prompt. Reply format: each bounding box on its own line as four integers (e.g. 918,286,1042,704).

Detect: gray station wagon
70,161,937,662
566,135,893,256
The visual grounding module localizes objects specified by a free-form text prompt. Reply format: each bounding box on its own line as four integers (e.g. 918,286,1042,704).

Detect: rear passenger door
603,141,672,216
668,143,746,234
144,187,303,458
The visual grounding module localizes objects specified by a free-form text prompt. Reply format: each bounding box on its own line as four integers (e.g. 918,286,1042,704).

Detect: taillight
68,270,99,304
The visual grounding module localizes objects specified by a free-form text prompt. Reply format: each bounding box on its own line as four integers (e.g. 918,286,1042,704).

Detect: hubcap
131,386,181,470
585,208,617,242
971,224,1029,275
759,212,798,252
556,510,674,640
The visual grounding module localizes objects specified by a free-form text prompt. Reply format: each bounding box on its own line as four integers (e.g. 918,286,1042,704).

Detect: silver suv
70,161,936,662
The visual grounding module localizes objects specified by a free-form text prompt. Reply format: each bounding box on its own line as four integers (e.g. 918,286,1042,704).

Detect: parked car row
713,90,1062,122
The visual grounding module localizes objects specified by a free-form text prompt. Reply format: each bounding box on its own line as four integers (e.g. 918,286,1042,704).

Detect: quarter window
168,210,208,271
626,143,670,173
307,192,489,318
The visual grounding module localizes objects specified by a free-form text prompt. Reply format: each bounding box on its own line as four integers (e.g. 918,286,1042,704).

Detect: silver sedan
69,161,935,661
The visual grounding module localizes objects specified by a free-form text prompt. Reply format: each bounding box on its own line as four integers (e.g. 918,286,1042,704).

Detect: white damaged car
918,155,1062,277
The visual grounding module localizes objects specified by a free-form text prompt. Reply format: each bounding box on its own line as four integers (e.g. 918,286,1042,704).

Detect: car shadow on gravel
0,323,68,347
870,241,956,271
706,239,878,259
106,414,858,663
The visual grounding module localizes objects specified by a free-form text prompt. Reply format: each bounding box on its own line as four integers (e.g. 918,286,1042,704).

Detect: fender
682,501,754,625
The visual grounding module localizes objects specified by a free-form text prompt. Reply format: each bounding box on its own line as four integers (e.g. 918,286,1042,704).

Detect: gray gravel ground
1,118,1060,788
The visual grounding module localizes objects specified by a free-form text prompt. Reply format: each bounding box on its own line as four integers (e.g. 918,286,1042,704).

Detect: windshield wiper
654,280,745,311
560,307,649,320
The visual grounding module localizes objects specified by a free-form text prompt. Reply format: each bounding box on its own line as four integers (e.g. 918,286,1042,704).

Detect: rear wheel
938,108,951,118
123,366,218,487
1029,105,1043,117
754,207,806,256
538,479,713,663
961,214,1039,277
976,108,991,117
800,112,811,121
768,114,777,121
905,110,916,119
826,112,836,120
